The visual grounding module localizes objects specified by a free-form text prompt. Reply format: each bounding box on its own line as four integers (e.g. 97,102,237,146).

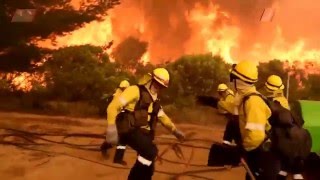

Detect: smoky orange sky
38,0,320,64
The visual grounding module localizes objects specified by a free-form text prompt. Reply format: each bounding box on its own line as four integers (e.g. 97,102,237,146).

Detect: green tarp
299,100,320,153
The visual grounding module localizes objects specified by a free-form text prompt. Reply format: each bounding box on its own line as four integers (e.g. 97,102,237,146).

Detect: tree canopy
1,44,319,115
42,45,133,102
0,0,112,71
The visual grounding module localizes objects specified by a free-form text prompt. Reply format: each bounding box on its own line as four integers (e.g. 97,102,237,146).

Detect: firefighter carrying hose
216,84,241,146
229,61,277,180
105,68,185,180
100,80,130,165
264,75,306,180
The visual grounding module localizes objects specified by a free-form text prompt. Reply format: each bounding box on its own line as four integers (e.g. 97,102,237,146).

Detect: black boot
276,174,287,180
100,141,112,158
113,148,127,165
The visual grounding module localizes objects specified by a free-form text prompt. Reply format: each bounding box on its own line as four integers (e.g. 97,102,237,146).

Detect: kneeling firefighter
105,68,185,180
216,83,241,146
264,75,310,180
230,61,278,180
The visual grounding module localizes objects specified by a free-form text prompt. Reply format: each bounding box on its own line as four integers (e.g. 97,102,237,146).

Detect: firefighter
265,75,305,180
229,61,277,180
112,80,130,165
217,83,234,114
264,75,290,110
216,84,241,146
105,68,185,180
100,80,130,164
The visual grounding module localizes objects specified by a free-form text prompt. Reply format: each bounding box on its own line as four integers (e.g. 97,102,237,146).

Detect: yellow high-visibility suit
217,89,241,145
107,84,178,179
238,87,272,151
112,88,123,99
218,90,235,114
107,85,176,132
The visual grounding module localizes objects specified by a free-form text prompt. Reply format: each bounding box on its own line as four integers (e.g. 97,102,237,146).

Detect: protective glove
261,139,271,152
106,124,118,145
173,129,185,142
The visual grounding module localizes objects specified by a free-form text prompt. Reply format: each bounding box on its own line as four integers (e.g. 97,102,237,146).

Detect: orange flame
10,0,320,92
184,2,239,63
140,52,150,65
6,72,46,92
34,0,320,71
251,26,320,64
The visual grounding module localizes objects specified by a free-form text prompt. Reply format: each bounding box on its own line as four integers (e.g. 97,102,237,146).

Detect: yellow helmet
119,80,130,88
265,75,284,91
230,60,258,83
217,83,228,92
150,68,170,88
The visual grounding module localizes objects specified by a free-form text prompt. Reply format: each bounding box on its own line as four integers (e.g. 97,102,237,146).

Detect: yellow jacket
238,87,272,151
218,91,235,114
106,85,176,132
112,88,123,100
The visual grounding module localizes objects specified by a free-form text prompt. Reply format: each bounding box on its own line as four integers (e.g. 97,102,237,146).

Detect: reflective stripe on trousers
137,155,152,166
116,145,126,150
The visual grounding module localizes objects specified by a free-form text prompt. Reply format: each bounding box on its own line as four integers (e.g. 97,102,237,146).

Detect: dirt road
0,112,245,180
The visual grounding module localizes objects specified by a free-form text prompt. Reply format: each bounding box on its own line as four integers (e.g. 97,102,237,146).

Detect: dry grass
164,105,227,127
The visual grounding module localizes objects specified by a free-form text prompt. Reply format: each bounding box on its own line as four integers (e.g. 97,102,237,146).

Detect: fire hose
0,127,248,179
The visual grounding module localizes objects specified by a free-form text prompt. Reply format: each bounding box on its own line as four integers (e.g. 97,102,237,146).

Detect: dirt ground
0,111,246,180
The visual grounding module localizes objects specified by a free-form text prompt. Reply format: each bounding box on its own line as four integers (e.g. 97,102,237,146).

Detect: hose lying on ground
0,127,236,179
0,127,214,143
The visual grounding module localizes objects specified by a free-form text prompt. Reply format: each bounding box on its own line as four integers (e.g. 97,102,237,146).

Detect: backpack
115,85,161,137
242,93,312,159
242,93,296,126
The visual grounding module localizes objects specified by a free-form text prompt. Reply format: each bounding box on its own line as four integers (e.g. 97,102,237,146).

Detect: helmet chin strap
149,80,158,95
148,74,154,90
233,79,237,91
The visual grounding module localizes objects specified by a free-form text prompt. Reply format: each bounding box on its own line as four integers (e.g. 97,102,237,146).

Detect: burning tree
42,45,133,102
111,36,148,71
